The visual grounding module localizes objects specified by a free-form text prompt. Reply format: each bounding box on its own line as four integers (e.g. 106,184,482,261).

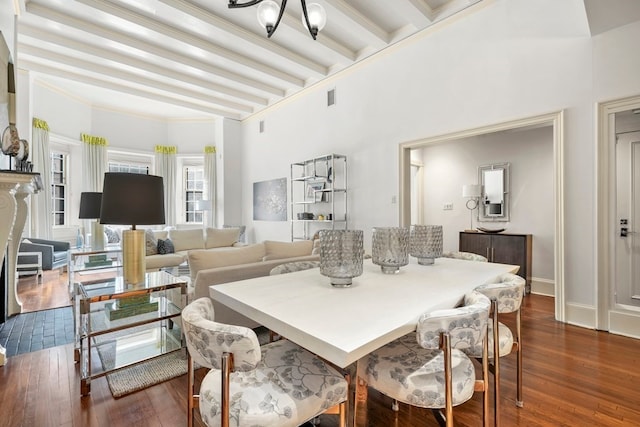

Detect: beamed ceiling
15,0,487,120
14,0,640,121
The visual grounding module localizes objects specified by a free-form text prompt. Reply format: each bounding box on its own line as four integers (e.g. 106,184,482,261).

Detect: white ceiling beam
278,11,356,61
75,0,305,86
400,0,436,25
20,59,242,119
431,0,481,22
324,0,390,45
158,0,332,74
19,44,254,113
19,24,268,106
25,2,286,97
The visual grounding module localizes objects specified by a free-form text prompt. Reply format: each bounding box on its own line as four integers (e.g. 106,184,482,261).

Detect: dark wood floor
4,274,640,426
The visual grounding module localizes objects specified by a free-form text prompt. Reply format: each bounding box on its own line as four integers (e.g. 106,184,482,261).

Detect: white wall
238,0,630,313
418,126,554,280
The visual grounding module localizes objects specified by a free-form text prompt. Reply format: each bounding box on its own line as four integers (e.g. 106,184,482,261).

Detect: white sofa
144,227,244,271
188,239,320,328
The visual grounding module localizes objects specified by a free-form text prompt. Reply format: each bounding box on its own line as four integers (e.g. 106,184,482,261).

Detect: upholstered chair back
475,273,525,313
441,251,488,262
417,291,490,352
181,297,261,371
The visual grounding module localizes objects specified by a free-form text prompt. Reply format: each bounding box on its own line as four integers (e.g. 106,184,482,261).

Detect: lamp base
92,221,105,250
122,229,146,285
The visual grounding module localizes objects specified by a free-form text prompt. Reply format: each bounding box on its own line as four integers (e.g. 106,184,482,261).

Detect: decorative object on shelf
228,0,327,40
100,173,165,285
319,229,363,287
462,184,482,232
477,227,506,234
79,192,105,250
253,177,287,221
306,179,325,202
372,226,409,274
409,225,443,265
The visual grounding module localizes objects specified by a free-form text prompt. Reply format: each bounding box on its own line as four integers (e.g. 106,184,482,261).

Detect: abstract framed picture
253,177,287,221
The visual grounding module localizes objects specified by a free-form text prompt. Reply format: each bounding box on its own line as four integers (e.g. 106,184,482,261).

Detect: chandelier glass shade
229,0,327,39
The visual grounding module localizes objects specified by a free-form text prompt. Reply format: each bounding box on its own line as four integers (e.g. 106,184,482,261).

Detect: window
185,167,204,223
51,152,67,226
108,162,149,174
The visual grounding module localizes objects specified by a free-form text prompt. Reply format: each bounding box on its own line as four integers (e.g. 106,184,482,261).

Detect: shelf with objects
68,245,123,293
290,154,347,241
74,270,187,395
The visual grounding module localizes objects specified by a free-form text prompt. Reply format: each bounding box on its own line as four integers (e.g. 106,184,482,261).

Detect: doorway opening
399,111,565,321
597,95,640,337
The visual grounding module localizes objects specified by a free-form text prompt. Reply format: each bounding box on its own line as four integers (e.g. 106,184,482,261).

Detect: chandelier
228,0,327,40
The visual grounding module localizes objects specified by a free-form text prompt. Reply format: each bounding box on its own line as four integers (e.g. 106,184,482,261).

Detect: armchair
19,238,70,271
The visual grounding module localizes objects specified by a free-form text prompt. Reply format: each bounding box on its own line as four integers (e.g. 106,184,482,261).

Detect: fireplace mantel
0,170,42,365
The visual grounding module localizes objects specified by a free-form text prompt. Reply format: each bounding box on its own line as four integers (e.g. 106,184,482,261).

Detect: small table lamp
194,199,212,231
462,184,482,232
100,173,165,285
79,192,104,250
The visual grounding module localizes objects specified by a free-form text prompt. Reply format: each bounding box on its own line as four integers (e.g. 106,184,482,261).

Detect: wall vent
259,120,265,133
327,89,336,107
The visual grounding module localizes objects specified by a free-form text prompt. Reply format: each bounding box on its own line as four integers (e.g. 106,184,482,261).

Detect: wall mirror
478,162,510,221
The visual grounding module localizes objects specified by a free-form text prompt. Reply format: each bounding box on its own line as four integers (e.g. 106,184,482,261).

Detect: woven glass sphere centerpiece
372,227,409,274
319,229,364,287
409,225,443,265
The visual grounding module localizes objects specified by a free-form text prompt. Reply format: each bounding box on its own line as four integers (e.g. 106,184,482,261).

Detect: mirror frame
478,162,510,222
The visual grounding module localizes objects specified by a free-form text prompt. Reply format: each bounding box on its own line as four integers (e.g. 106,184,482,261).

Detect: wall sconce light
462,184,482,231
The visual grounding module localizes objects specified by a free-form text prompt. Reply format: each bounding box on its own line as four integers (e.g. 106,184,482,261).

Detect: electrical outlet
443,203,453,210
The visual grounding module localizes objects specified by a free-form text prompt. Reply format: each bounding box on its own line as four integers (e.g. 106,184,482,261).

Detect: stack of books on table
84,254,113,268
104,294,159,321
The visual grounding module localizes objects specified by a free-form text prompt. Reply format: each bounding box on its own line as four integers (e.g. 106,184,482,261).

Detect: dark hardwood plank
4,273,640,426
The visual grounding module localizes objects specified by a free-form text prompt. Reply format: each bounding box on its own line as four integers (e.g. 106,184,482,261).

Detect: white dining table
210,257,519,369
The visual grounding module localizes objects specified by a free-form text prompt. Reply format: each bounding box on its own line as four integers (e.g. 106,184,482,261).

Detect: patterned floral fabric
269,261,320,275
104,226,120,244
182,298,348,427
466,273,525,358
441,251,488,262
362,291,490,409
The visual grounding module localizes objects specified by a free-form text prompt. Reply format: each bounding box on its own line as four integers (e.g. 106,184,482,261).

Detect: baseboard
565,302,597,329
609,310,640,339
530,277,554,297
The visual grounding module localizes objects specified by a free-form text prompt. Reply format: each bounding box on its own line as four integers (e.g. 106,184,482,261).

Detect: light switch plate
443,203,453,210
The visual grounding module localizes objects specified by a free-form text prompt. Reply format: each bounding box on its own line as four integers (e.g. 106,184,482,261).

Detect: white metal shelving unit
290,154,347,241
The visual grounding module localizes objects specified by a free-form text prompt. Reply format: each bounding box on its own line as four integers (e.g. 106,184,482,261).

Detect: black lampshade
100,173,165,227
79,192,102,219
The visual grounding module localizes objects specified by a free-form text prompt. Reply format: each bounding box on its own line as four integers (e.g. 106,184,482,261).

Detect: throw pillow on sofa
263,240,313,261
157,238,175,254
205,227,240,249
104,226,120,244
145,229,158,256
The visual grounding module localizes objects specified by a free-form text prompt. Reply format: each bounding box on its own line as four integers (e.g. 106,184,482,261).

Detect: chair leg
221,352,234,427
492,301,501,427
516,308,523,408
338,401,347,427
187,352,195,427
482,318,490,427
441,332,453,427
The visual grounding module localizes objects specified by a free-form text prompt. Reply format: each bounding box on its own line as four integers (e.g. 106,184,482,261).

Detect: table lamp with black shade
100,173,165,285
79,192,105,250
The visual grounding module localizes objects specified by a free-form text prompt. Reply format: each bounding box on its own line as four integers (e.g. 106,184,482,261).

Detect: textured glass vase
319,229,364,287
372,227,409,274
409,225,443,265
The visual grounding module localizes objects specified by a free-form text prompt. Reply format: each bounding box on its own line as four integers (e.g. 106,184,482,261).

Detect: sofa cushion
169,228,205,252
263,240,313,261
188,243,266,278
145,229,158,256
205,227,240,249
146,253,186,270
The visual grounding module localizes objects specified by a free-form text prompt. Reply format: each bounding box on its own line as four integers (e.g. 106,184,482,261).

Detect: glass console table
68,246,123,293
74,271,187,395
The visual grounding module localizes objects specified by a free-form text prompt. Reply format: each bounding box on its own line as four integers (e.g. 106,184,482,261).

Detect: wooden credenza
459,231,532,294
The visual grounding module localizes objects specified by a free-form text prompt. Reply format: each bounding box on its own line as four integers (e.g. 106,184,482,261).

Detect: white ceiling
14,0,640,121
16,0,487,120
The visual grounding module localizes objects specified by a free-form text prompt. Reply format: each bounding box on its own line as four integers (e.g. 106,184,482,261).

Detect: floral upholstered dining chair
182,297,348,427
359,291,493,427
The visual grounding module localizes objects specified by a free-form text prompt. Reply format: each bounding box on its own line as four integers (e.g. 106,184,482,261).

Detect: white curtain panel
155,146,176,226
31,118,52,239
204,146,217,228
81,133,107,192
